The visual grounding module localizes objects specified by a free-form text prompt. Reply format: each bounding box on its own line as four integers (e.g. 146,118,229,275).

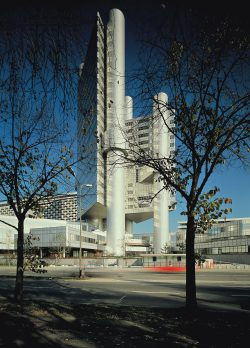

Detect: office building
0,215,105,258
177,217,250,264
78,8,175,256
0,193,78,222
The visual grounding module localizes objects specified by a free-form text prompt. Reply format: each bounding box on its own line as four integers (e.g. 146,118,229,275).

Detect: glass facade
194,218,250,255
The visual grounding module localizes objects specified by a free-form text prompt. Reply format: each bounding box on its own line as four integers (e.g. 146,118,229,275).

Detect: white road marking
224,285,250,288
131,291,181,295
24,286,53,289
231,294,250,297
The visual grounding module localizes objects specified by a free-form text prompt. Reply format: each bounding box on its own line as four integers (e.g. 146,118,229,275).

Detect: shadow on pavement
0,298,250,347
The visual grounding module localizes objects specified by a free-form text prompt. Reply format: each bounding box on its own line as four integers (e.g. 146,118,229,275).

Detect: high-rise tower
78,9,175,256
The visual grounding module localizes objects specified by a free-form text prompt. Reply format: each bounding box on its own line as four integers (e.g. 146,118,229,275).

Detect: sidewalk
0,298,249,347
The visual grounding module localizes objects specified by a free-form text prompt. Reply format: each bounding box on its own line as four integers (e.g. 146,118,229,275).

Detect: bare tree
120,10,250,310
0,10,86,303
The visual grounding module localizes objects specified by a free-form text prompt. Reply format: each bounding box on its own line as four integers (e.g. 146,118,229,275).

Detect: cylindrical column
106,8,125,146
125,219,133,235
106,9,126,256
153,92,170,253
107,153,125,255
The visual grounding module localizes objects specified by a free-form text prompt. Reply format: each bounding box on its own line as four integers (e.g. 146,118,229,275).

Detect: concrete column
107,153,125,255
153,92,170,253
125,219,133,234
106,9,126,256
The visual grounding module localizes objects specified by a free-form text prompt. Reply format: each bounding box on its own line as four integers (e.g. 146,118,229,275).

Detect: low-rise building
176,217,250,264
0,215,104,259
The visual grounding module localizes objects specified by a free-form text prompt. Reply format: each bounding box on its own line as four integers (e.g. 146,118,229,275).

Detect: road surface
0,266,249,311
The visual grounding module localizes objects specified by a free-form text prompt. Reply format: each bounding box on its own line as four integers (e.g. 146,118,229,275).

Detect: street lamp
66,166,93,279
78,183,93,278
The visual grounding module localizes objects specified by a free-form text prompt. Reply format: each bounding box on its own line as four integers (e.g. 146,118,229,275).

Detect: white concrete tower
106,9,126,255
153,92,170,253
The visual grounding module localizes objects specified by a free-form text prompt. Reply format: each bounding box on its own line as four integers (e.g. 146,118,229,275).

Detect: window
138,126,148,131
138,196,151,201
138,118,149,124
136,169,139,183
126,121,133,127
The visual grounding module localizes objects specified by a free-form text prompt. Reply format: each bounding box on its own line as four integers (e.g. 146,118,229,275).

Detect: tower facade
78,9,175,255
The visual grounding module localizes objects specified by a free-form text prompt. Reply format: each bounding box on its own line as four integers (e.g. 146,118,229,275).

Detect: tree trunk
185,214,197,310
15,218,25,304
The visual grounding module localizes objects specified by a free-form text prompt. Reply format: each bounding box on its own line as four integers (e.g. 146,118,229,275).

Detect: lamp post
78,183,93,278
66,165,93,279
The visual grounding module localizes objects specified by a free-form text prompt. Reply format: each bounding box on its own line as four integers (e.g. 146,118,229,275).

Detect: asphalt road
0,267,249,311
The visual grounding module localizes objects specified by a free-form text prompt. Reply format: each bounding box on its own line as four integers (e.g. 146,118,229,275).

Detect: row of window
70,234,96,244
199,246,249,254
138,196,151,201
